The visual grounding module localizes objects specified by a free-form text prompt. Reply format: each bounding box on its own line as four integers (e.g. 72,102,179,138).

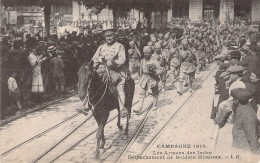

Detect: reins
85,68,109,110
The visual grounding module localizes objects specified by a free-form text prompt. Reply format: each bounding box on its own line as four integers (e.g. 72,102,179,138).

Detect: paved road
0,63,233,163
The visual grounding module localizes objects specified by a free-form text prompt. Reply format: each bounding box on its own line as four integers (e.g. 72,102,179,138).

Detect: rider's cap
103,28,116,36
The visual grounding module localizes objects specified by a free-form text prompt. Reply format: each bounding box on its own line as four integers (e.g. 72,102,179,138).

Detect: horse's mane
78,61,89,76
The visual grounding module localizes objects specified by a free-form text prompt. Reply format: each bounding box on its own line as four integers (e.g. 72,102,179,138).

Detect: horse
77,61,135,158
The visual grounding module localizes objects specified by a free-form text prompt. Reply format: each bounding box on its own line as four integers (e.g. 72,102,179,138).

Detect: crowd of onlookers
0,30,103,117
210,25,260,154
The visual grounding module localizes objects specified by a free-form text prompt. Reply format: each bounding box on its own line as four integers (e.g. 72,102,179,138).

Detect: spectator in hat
228,50,241,66
238,44,260,75
244,71,260,121
41,46,54,94
215,65,245,127
51,47,65,96
231,88,260,154
249,36,260,59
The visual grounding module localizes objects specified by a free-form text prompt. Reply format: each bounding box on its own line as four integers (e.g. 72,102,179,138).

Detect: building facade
186,0,260,23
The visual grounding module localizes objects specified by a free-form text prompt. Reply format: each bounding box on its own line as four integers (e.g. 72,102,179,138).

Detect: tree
77,0,171,28
2,0,65,37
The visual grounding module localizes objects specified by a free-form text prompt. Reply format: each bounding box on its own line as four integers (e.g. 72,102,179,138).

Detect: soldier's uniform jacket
140,58,163,89
179,49,197,73
92,42,127,82
152,52,167,68
196,49,206,61
128,48,141,60
169,48,181,68
92,42,126,68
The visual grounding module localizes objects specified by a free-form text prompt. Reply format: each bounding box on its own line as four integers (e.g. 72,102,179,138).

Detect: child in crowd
8,71,22,112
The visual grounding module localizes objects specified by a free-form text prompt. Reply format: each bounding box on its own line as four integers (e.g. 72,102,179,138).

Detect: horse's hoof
95,154,100,159
118,125,123,130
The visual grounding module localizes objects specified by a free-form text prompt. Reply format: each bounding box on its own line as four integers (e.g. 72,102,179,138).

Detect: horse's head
77,61,94,101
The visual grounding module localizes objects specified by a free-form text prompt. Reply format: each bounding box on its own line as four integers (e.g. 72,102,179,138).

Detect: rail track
113,65,217,163
1,64,217,163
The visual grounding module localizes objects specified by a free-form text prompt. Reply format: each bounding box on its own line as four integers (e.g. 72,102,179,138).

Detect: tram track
0,92,77,126
31,65,216,163
113,65,218,163
33,100,138,163
1,64,217,163
1,113,80,157
1,99,138,162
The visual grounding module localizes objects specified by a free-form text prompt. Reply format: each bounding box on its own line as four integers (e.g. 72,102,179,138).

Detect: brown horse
77,61,135,158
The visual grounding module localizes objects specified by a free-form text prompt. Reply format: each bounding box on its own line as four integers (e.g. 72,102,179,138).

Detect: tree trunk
112,8,117,29
43,2,51,38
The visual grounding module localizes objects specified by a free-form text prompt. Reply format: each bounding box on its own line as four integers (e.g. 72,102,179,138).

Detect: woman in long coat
28,47,46,94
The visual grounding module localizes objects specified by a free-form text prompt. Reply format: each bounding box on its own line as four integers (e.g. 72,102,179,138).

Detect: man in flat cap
231,88,260,155
228,50,241,65
215,65,245,127
91,29,128,118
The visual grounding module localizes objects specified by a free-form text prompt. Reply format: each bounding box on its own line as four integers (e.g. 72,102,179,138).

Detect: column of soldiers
1,23,260,122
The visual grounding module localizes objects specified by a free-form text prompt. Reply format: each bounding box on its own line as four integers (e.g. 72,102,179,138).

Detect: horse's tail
125,77,135,117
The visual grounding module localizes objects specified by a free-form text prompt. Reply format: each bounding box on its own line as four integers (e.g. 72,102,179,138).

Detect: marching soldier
195,45,206,73
152,42,167,93
128,41,141,76
169,45,181,84
177,40,197,95
133,46,163,113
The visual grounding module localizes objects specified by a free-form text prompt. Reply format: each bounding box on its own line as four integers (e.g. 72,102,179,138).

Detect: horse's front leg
124,112,129,135
100,129,106,149
117,107,123,130
95,124,103,159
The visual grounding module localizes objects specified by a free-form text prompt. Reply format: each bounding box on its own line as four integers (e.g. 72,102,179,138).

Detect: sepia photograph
0,0,260,162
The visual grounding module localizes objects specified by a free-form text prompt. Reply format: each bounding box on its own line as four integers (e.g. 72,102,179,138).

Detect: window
203,0,215,18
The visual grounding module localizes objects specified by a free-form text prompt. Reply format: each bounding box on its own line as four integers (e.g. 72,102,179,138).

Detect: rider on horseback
89,28,129,118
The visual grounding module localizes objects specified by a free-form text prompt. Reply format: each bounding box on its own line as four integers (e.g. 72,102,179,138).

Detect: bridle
84,68,108,110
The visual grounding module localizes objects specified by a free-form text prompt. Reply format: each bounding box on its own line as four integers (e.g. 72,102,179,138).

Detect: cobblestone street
0,63,225,163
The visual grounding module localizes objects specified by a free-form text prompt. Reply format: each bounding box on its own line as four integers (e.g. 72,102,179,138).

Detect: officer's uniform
92,41,127,115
